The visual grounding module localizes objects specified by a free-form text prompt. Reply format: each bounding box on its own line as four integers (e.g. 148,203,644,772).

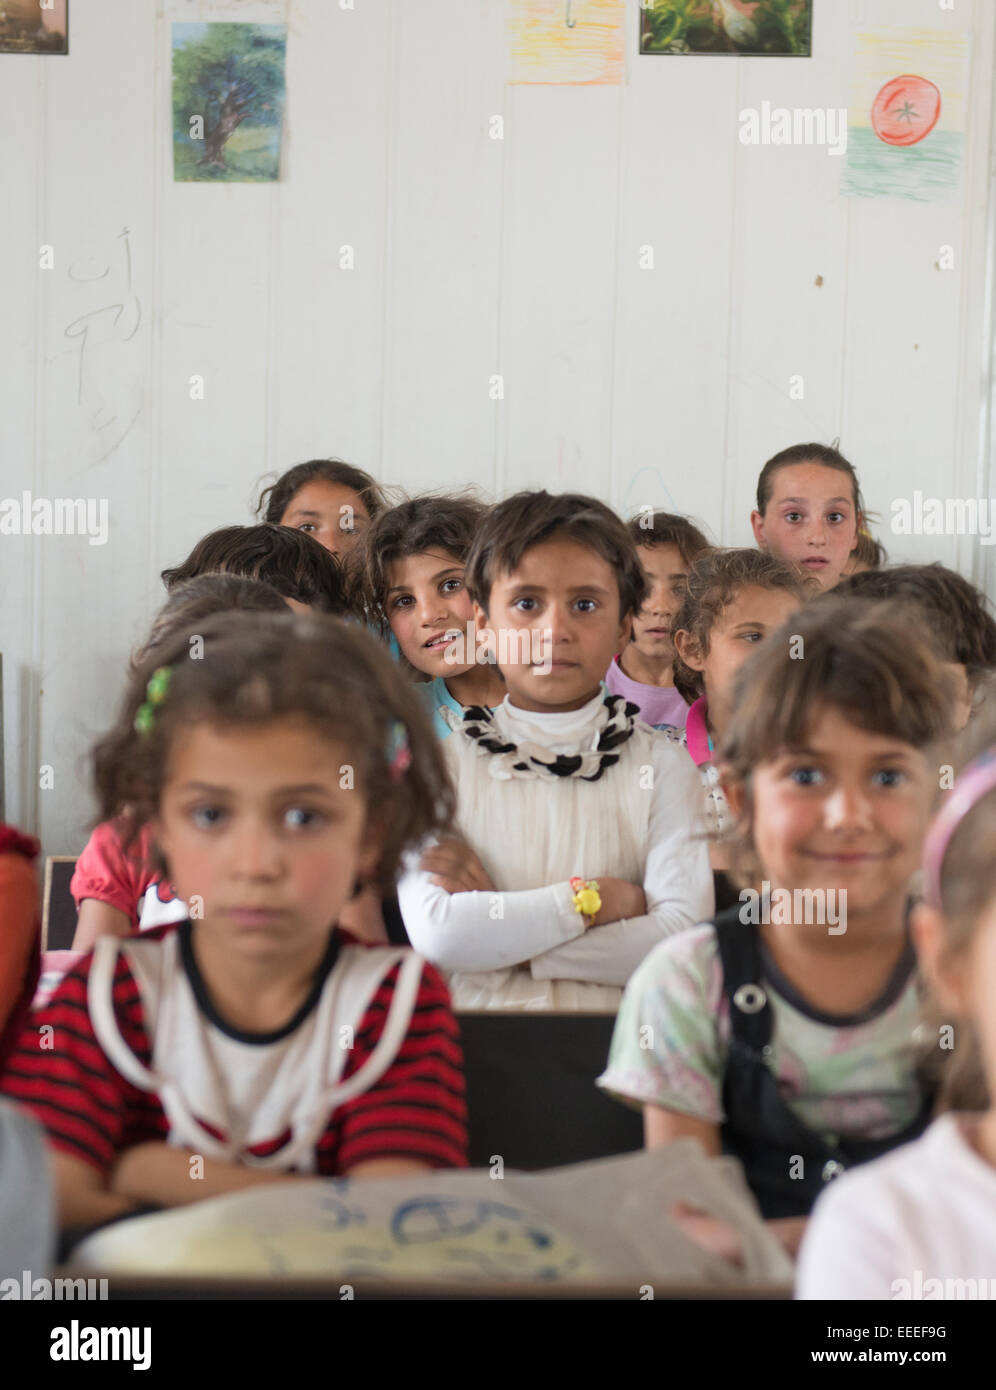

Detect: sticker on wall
172,22,287,183
639,0,812,56
841,27,968,203
506,0,625,85
0,0,67,54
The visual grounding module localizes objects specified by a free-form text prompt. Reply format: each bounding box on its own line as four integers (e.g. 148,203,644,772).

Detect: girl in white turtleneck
397,492,713,1011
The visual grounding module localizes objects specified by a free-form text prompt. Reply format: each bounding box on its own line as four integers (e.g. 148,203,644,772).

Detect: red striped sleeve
0,952,167,1173
329,958,468,1174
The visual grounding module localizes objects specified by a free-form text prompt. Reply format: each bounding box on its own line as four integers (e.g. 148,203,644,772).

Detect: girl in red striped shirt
2,613,467,1238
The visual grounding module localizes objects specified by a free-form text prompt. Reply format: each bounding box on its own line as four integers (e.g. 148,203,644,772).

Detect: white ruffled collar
456,689,639,782
493,688,609,754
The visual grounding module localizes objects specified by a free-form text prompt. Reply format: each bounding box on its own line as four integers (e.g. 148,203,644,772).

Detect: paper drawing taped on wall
506,0,625,85
842,27,967,203
172,22,287,183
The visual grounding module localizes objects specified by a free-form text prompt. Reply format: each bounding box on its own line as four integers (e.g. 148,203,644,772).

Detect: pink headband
922,745,996,907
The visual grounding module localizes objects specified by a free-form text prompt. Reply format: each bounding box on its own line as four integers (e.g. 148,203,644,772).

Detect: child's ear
357,841,381,886
673,628,705,673
618,612,633,648
472,601,498,665
357,815,386,888
749,510,767,548
911,902,969,1016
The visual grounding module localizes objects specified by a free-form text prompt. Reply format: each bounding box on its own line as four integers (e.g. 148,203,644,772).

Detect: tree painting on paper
172,23,287,183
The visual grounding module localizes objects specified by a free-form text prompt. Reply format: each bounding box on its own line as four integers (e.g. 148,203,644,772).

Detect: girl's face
474,537,631,713
630,543,689,663
386,549,475,680
675,585,802,730
751,462,859,590
154,718,379,963
279,480,370,558
748,705,935,922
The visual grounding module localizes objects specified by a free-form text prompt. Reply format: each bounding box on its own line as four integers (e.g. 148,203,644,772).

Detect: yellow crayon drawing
506,0,625,86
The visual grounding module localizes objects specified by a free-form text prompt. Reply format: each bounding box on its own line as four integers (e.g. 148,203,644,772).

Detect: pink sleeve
69,821,154,925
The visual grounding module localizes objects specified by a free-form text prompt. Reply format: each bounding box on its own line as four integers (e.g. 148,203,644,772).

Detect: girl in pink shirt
659,549,814,905
71,820,183,936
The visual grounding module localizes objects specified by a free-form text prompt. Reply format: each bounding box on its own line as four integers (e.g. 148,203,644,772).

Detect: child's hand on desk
670,1201,746,1267
671,1202,806,1265
110,1142,171,1205
589,878,647,927
420,839,495,895
110,1141,307,1208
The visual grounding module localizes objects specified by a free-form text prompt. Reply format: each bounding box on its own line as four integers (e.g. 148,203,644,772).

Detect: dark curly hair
257,459,386,529
133,574,287,673
464,490,647,621
625,511,712,568
160,524,352,615
670,548,816,703
359,490,489,632
837,564,996,680
92,611,456,892
756,441,862,517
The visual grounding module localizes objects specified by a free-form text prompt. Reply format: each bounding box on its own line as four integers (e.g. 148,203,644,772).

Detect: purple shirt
604,656,689,730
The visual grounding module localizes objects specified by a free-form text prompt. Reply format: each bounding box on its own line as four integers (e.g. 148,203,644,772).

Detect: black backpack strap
711,906,774,1052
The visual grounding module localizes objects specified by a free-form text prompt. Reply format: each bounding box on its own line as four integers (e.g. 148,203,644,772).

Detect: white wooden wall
2,0,995,854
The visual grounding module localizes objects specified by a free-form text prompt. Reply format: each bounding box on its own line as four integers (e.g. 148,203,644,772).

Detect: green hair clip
134,666,172,735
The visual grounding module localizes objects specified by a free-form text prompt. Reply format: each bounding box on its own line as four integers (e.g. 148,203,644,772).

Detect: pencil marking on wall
59,228,143,465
